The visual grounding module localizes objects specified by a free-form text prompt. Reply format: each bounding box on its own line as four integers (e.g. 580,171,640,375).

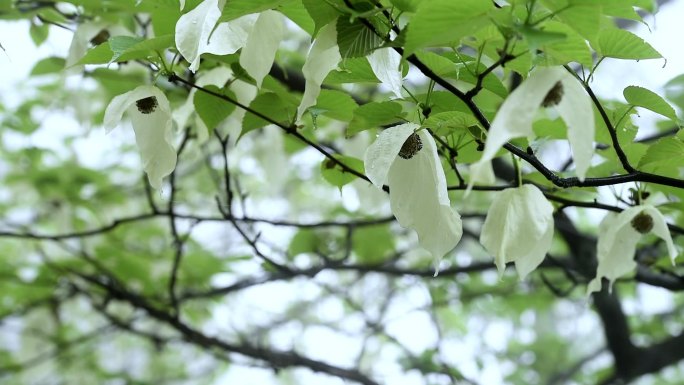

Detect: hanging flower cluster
587,205,678,294
104,86,177,190
363,66,678,286
364,123,462,271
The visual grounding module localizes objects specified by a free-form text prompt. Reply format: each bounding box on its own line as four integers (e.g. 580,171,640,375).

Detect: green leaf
30,57,66,75
325,57,379,84
29,21,49,46
76,42,115,65
424,111,480,137
242,92,296,138
664,74,684,113
639,138,684,168
336,17,382,58
352,225,394,263
624,85,677,121
535,21,592,66
347,101,404,137
320,155,365,188
302,0,340,36
117,34,175,61
404,0,493,56
277,0,315,35
313,89,358,122
193,85,237,129
219,0,286,22
389,0,420,12
109,36,144,62
597,28,662,60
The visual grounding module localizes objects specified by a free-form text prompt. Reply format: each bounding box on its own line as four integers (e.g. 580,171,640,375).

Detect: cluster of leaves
2,0,684,384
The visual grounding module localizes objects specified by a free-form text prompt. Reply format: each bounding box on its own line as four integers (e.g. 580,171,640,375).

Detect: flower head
480,184,554,280
104,85,177,190
469,67,595,191
587,205,678,294
364,123,463,270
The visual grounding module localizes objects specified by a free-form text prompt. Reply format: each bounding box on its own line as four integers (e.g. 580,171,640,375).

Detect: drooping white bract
480,184,554,280
65,21,129,68
297,21,341,120
364,123,463,270
587,205,678,295
104,85,177,190
368,47,403,99
175,0,256,72
468,66,595,192
239,10,284,88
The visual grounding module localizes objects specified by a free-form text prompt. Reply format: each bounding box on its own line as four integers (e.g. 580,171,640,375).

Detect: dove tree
2,0,684,384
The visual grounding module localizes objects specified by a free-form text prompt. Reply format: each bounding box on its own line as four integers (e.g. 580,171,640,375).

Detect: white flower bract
175,0,257,72
368,47,403,99
297,21,341,120
239,10,284,88
587,205,678,294
468,66,595,192
364,123,462,269
104,85,177,190
480,184,554,280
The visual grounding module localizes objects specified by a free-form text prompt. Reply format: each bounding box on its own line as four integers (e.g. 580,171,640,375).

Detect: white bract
587,205,678,294
65,21,129,68
368,47,403,99
175,0,257,72
104,85,177,190
297,21,341,120
364,123,463,270
468,66,595,191
480,184,554,280
239,10,284,88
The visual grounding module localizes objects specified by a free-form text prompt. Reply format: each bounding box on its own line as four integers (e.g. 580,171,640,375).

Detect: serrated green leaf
76,42,115,65
536,21,592,66
242,92,296,138
389,0,420,12
320,155,364,187
664,74,684,113
336,17,382,58
313,89,359,122
302,0,341,37
624,85,677,121
193,85,237,129
277,0,315,35
404,0,493,56
109,36,144,62
638,138,684,168
29,22,49,46
352,225,394,263
424,111,479,137
597,28,662,60
325,57,379,84
117,34,175,61
30,57,66,75
219,0,286,22
347,101,404,137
